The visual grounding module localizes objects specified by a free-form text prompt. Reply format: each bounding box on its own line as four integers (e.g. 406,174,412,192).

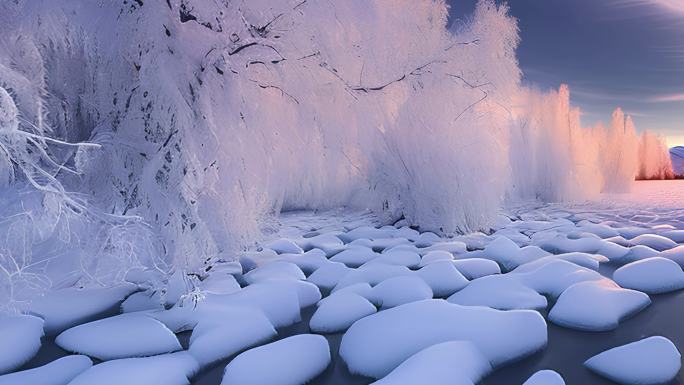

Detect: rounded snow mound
310,292,376,333
221,334,330,385
370,341,492,385
584,336,681,385
0,355,92,385
56,313,181,361
614,257,684,294
548,280,650,331
339,299,547,378
522,370,565,385
0,315,44,374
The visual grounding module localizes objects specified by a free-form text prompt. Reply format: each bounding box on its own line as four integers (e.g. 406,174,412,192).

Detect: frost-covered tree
0,0,675,310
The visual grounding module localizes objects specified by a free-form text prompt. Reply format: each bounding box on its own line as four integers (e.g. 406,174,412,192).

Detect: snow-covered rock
199,273,242,295
56,313,181,360
188,306,276,367
522,370,565,385
264,239,304,254
622,245,661,263
513,252,606,273
69,352,199,385
447,275,547,311
370,341,491,385
514,259,604,298
548,280,651,331
331,246,380,267
0,355,92,385
243,261,306,284
370,276,433,309
419,250,453,267
364,249,420,269
121,291,165,313
660,245,684,267
420,241,467,256
660,229,684,243
306,262,351,293
585,336,681,385
310,292,377,333
334,264,412,291
279,249,329,275
221,334,330,385
614,257,684,294
453,258,501,280
415,260,469,297
317,283,373,306
30,284,137,335
297,234,345,257
339,227,394,243
230,281,314,325
340,299,547,378
0,315,44,374
628,234,677,251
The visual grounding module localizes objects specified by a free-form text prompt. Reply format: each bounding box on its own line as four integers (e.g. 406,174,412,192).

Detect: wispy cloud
649,93,684,103
647,0,684,14
616,0,684,14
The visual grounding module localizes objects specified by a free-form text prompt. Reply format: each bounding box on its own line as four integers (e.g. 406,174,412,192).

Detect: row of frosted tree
0,0,674,310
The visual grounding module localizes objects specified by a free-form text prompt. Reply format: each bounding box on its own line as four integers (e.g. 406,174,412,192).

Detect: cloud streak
650,93,684,103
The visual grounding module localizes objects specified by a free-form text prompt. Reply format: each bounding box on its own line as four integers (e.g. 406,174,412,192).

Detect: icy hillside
671,147,684,176
0,0,675,308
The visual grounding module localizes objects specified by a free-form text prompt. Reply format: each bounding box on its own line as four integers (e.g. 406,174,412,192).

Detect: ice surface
339,299,547,378
69,351,199,385
29,284,137,335
585,336,681,385
370,276,433,309
447,275,547,311
0,355,92,385
613,257,684,294
452,258,502,280
310,292,377,333
522,370,565,385
221,334,330,385
548,280,651,331
0,314,44,374
370,341,492,385
55,313,181,360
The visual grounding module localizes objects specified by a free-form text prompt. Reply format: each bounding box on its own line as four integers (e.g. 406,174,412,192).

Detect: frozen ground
3,181,684,385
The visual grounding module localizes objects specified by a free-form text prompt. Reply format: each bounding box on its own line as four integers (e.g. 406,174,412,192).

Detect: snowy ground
2,180,684,385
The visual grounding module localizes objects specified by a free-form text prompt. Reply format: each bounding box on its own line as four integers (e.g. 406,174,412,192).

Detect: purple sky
449,0,684,147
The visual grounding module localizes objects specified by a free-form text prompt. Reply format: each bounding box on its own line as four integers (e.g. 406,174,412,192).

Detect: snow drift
0,0,674,308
